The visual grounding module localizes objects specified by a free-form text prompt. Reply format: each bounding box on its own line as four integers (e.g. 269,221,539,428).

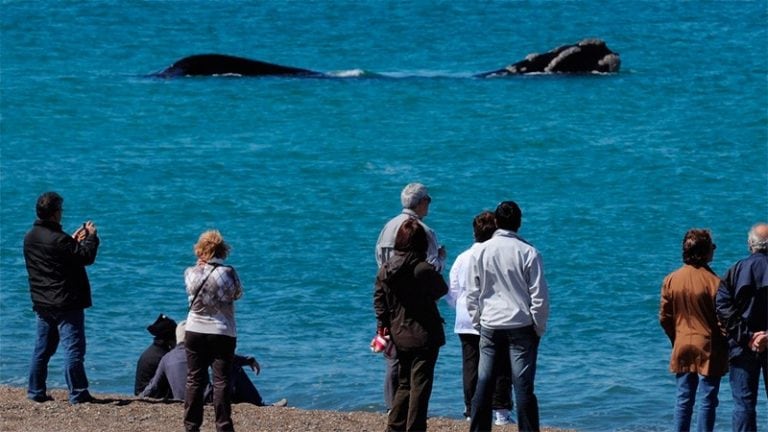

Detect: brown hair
682,229,713,266
473,211,497,242
194,230,231,261
394,219,428,255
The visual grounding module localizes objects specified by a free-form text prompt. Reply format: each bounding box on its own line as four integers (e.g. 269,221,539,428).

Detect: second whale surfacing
475,39,620,77
152,54,324,78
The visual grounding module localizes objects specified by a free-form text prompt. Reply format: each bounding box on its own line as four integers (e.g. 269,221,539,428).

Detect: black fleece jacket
23,220,99,312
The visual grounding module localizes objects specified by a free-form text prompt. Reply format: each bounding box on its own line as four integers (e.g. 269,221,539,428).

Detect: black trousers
184,331,236,432
459,333,513,416
387,346,440,432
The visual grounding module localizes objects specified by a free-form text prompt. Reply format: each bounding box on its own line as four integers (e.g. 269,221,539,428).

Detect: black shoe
28,394,54,403
71,393,96,404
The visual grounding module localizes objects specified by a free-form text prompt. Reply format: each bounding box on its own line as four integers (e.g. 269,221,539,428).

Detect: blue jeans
470,326,540,432
28,309,91,404
674,372,720,432
729,352,768,432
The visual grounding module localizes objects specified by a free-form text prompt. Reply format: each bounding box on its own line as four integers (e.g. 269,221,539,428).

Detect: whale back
155,54,323,78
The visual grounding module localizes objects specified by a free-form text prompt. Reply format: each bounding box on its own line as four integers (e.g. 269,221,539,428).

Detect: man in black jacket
23,191,99,404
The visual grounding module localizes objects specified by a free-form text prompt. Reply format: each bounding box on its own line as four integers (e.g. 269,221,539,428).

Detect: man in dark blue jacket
716,223,768,432
23,191,99,404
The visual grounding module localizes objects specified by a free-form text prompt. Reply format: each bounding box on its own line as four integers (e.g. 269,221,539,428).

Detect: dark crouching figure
141,321,286,407
135,314,177,398
374,218,448,432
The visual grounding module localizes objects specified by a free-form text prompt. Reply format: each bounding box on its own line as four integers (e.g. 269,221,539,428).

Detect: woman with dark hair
659,229,727,432
184,230,243,432
374,219,448,431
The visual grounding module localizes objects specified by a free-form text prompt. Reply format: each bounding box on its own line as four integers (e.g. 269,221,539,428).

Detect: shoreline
0,386,575,432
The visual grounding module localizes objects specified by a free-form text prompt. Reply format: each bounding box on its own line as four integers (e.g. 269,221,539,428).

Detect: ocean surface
1,1,767,430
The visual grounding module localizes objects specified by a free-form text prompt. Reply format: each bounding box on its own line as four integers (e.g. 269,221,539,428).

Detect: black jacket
134,339,174,397
374,252,447,351
23,220,99,312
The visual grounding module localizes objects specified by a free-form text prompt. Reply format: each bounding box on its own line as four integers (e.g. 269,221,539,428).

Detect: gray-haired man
374,182,446,410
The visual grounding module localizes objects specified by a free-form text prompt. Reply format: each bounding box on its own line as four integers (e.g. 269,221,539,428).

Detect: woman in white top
446,212,513,425
183,230,243,432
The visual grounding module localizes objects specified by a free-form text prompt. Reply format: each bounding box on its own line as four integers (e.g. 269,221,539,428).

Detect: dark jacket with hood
23,219,99,312
374,251,448,351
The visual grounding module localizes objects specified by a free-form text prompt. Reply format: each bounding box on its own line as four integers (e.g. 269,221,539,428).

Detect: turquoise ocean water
2,1,767,430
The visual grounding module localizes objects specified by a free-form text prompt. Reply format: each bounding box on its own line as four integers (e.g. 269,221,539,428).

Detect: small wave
326,68,372,78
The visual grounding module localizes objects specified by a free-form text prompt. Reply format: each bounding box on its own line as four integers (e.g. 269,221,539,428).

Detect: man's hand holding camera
73,221,97,242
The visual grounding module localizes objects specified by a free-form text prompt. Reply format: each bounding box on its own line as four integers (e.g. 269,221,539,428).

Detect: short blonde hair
194,229,230,261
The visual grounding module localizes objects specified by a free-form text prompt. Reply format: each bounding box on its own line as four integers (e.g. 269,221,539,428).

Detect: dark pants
728,351,768,432
459,333,513,417
184,331,236,432
230,366,264,405
384,349,399,410
470,326,540,432
387,347,440,432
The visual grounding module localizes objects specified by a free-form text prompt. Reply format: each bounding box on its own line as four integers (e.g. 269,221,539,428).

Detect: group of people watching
660,224,768,432
373,182,767,432
20,188,767,432
22,192,283,432
373,183,549,432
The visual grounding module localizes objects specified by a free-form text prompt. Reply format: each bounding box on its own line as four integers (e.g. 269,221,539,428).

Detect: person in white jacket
446,211,513,424
466,201,550,432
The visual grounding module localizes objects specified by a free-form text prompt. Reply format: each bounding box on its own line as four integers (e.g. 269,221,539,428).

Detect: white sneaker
270,398,288,407
494,409,512,426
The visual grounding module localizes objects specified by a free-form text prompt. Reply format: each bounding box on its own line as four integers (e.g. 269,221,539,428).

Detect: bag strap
188,263,220,312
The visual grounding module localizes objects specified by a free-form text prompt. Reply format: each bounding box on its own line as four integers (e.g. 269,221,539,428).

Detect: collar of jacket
34,219,62,231
401,208,421,220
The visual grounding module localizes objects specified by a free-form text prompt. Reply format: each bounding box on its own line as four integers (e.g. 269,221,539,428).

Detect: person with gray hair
376,183,446,271
716,223,768,432
374,182,446,412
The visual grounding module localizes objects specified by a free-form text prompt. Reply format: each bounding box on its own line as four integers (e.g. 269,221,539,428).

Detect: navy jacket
716,252,768,359
23,220,99,312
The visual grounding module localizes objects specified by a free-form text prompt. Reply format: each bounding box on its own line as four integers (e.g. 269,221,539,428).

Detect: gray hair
400,183,430,209
748,223,768,253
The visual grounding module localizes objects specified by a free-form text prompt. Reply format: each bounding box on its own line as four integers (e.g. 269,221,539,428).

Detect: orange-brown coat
659,264,728,377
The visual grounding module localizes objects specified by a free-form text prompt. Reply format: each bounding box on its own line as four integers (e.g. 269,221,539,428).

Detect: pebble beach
0,386,575,432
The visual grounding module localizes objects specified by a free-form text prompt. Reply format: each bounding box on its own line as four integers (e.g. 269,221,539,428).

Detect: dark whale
475,39,620,78
153,54,324,78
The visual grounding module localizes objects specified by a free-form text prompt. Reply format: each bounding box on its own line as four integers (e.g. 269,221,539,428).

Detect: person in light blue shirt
466,201,550,432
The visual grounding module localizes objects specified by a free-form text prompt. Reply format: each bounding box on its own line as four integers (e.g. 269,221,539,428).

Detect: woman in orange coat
659,229,728,432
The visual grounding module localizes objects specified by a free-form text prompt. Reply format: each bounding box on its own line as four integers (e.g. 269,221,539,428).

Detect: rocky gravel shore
0,386,574,432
